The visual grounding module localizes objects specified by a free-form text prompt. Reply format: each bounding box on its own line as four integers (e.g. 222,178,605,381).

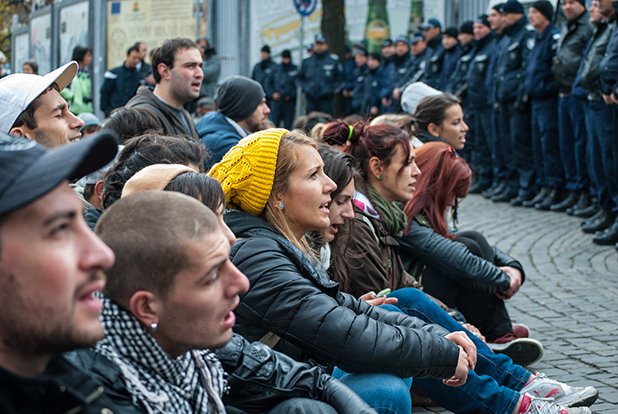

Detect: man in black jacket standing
272,50,297,129
0,131,120,413
252,45,278,112
551,0,594,212
100,45,142,116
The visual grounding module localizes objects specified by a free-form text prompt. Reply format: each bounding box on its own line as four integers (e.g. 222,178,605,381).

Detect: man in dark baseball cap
0,130,120,412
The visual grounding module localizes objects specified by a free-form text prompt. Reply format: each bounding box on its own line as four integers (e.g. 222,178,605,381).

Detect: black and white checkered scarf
95,298,227,414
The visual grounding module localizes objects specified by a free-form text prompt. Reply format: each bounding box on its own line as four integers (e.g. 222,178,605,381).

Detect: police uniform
272,62,298,129
252,58,278,108
421,35,445,89
298,51,343,115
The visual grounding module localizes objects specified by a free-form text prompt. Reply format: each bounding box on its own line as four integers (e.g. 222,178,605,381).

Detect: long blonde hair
261,130,318,258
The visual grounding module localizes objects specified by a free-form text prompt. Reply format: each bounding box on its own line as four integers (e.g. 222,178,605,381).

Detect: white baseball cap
0,61,78,134
401,82,442,114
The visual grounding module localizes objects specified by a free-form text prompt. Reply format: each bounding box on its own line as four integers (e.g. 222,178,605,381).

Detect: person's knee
337,373,411,414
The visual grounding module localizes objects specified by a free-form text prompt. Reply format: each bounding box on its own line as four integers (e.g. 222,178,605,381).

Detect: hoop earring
150,323,158,333
277,201,285,210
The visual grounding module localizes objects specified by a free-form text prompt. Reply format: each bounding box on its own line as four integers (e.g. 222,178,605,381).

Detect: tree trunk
321,0,346,117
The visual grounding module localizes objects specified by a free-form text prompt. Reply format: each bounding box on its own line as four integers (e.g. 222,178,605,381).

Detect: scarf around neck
95,298,227,414
364,186,408,237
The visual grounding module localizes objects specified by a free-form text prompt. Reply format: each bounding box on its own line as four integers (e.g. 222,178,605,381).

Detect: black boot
582,210,615,234
592,218,618,245
523,187,549,208
550,191,578,212
483,182,505,199
573,202,599,219
567,192,592,216
535,187,562,210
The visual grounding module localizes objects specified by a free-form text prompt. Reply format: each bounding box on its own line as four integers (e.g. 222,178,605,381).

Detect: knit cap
214,76,265,122
500,0,524,14
208,128,288,216
121,164,196,198
531,0,554,22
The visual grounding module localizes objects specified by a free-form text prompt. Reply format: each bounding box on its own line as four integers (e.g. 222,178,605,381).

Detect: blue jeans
531,98,562,187
583,100,604,201
590,100,618,212
331,368,412,414
472,107,494,186
558,95,588,191
389,288,529,413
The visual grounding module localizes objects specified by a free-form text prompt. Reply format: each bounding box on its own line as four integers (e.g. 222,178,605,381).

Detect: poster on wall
251,0,424,61
106,0,203,69
13,33,30,73
30,12,52,75
59,1,90,65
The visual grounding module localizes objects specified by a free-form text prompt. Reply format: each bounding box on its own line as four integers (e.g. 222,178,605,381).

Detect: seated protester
0,131,122,412
402,142,541,353
319,143,598,413
101,133,205,210
210,128,474,414
102,106,163,143
69,191,372,414
412,93,468,151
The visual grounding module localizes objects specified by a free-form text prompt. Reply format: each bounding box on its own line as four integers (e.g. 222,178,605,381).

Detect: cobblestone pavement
413,194,618,414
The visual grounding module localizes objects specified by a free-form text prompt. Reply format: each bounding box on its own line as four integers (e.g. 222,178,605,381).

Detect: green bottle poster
364,0,390,54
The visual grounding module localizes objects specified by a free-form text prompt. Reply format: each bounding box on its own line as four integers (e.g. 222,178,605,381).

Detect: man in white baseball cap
0,61,85,147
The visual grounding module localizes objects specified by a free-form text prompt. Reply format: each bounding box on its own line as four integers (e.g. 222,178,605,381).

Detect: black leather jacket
552,11,594,94
68,334,374,414
399,216,525,293
580,19,614,98
226,210,459,379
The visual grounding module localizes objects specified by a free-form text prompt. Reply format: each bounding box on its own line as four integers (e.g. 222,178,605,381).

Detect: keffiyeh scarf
95,298,227,414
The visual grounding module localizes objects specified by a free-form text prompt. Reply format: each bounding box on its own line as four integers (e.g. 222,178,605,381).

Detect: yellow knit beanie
208,128,288,215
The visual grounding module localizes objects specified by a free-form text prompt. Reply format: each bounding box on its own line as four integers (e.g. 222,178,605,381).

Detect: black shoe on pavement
550,191,578,212
592,219,618,245
483,182,505,199
573,203,599,219
581,208,606,227
523,187,549,208
567,192,591,215
493,189,518,203
469,180,491,194
582,210,615,234
535,187,562,211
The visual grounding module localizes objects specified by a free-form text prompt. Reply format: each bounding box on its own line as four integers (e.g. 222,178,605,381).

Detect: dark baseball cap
315,33,327,44
411,32,425,44
0,130,119,216
420,18,442,31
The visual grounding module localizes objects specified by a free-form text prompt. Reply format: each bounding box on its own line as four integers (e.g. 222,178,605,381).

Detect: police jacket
468,32,498,109
599,16,618,96
298,52,344,98
495,17,535,104
343,57,357,91
422,35,445,88
68,335,375,414
274,62,298,99
552,11,593,94
361,66,391,114
440,45,462,93
486,33,507,105
579,19,614,98
524,24,560,100
252,59,278,98
398,215,525,292
225,210,460,378
406,47,431,86
0,355,125,414
351,64,368,113
445,42,473,96
100,64,142,114
391,53,413,89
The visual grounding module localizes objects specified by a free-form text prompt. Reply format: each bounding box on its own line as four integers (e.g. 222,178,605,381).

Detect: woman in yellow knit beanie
209,127,468,414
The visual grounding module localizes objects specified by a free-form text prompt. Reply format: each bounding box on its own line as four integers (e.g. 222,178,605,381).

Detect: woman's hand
496,266,522,300
442,346,469,387
462,323,486,343
445,331,477,370
359,291,399,307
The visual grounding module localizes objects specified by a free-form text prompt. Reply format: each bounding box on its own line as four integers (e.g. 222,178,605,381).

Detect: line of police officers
251,0,618,248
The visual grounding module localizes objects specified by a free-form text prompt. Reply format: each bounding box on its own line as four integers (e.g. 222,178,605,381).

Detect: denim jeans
331,368,413,414
558,95,588,191
388,288,529,413
583,100,604,202
531,98,563,187
590,100,618,212
472,107,494,187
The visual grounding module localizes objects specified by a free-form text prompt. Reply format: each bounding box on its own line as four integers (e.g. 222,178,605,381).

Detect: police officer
420,18,444,89
467,15,498,194
272,50,298,129
361,53,390,116
252,45,278,112
575,0,615,224
439,27,461,92
492,0,535,203
446,21,475,95
550,0,594,212
595,0,618,247
298,34,344,115
389,36,413,108
351,47,369,115
523,1,562,209
406,33,431,85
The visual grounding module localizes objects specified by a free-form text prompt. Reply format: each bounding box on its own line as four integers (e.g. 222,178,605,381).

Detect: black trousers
421,230,513,340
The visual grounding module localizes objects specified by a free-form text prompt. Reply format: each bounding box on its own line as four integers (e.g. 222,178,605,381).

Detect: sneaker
488,334,544,366
519,393,592,414
521,373,598,407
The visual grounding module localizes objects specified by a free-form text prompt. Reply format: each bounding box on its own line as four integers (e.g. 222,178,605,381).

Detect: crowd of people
0,0,615,412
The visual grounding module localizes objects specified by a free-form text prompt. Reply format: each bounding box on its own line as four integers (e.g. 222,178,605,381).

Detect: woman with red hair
402,142,539,354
